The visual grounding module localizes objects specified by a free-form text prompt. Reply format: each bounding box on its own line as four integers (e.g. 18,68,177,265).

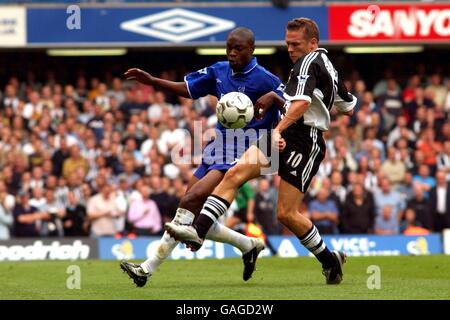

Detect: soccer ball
216,92,254,129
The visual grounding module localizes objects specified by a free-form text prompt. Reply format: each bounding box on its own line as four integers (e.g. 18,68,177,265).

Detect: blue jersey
185,57,283,177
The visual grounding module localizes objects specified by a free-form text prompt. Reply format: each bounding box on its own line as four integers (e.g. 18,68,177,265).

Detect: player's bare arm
272,99,310,151
254,91,285,120
124,67,190,98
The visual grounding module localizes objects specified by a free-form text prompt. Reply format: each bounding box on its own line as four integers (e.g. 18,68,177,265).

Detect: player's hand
124,68,153,86
254,92,274,120
272,128,286,152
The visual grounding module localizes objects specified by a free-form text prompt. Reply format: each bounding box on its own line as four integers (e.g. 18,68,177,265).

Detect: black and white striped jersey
282,48,357,131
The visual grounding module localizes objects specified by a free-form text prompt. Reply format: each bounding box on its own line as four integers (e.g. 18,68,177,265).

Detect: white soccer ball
216,92,254,129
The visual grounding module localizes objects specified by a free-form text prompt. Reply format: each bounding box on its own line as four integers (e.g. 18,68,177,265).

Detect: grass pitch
1,255,449,300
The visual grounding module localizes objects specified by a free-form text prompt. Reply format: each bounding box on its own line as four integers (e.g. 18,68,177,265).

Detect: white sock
140,208,195,274
205,222,254,254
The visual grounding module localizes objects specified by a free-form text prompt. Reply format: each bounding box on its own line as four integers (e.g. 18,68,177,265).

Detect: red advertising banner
329,3,450,42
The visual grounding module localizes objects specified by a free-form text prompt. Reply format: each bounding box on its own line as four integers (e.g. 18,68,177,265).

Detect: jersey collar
231,57,258,76
314,47,328,53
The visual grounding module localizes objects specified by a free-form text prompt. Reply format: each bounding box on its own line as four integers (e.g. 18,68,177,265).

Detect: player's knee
277,203,293,226
224,165,246,188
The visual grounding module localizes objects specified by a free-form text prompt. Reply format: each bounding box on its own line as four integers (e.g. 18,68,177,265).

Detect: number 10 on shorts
287,151,303,168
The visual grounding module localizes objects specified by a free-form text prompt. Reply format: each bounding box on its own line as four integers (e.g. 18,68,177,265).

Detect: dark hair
228,27,255,47
286,18,320,42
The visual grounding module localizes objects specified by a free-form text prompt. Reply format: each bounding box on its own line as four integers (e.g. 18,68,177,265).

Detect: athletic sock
298,225,335,269
194,195,230,239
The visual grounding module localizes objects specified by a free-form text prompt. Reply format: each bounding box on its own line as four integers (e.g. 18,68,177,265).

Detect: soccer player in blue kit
120,27,285,287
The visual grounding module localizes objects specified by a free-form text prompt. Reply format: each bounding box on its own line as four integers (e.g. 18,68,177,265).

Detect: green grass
1,256,449,300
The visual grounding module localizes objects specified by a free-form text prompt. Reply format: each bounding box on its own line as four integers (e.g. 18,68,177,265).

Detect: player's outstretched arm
124,68,190,98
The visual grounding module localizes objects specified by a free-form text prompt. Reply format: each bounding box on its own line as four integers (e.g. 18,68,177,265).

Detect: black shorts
279,124,326,193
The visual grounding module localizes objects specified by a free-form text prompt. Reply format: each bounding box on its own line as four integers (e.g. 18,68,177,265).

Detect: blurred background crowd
0,57,449,240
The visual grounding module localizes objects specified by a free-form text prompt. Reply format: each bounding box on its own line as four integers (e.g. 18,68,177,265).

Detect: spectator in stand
13,191,47,237
62,144,89,180
405,87,435,123
87,183,123,237
429,170,450,232
402,75,421,105
397,172,415,203
308,188,339,234
108,77,125,106
377,78,403,117
39,189,66,237
426,74,447,109
401,208,430,235
444,80,450,115
381,147,406,186
117,159,140,187
416,128,442,168
375,205,399,235
63,191,87,236
341,182,375,234
374,178,405,234
387,116,416,148
127,185,162,236
437,140,450,181
413,164,436,196
0,198,13,240
2,84,19,110
407,183,433,230
149,175,177,223
411,150,426,176
330,171,347,212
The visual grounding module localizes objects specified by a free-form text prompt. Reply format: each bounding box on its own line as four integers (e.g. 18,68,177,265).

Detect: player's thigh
278,127,326,194
226,145,269,184
182,170,225,204
239,144,270,167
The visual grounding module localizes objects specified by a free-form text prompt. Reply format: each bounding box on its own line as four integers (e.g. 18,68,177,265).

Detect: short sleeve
283,59,318,103
184,66,216,99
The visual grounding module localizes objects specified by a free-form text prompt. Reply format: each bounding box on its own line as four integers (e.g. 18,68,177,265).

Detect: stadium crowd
0,67,449,240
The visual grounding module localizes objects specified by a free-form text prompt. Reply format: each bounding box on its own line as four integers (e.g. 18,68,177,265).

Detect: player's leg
167,145,268,246
175,168,263,259
165,145,268,280
276,127,346,284
121,174,203,286
138,170,224,275
276,178,345,284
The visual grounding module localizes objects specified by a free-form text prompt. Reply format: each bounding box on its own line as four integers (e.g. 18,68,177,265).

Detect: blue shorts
193,162,237,179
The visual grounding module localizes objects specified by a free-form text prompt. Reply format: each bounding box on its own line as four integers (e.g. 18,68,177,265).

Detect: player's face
285,28,317,63
226,34,254,71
